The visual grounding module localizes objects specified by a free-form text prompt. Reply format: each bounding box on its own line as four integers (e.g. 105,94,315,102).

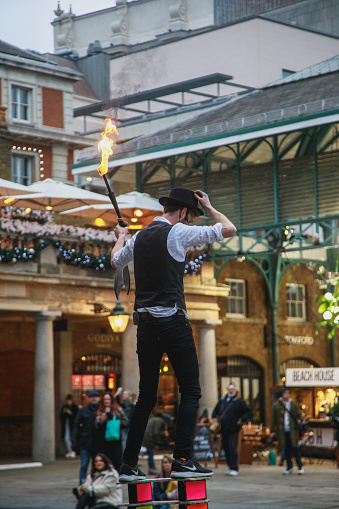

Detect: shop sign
284,335,314,345
87,333,120,344
286,367,339,387
72,374,106,389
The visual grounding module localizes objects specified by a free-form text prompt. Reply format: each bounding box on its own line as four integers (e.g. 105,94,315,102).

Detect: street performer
111,188,236,482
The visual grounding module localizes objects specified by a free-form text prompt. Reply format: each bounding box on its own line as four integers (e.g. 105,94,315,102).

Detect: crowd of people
62,381,314,509
62,386,181,509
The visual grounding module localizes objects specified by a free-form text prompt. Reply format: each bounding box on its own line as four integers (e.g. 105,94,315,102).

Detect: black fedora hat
159,188,204,216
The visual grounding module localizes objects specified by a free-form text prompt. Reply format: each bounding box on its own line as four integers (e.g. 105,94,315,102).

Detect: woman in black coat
94,393,128,471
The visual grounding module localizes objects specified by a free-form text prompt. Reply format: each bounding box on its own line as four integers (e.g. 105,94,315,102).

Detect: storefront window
73,351,121,406
315,388,337,418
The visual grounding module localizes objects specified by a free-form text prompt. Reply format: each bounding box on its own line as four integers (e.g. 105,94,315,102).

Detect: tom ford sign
284,335,314,345
286,367,339,387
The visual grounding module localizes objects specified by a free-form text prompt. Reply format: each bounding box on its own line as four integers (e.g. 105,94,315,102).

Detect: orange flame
97,119,119,176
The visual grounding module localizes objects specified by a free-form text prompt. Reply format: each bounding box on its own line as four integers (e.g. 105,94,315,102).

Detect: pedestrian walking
72,390,100,485
142,411,168,475
270,387,305,475
112,188,236,481
212,383,252,476
61,394,78,458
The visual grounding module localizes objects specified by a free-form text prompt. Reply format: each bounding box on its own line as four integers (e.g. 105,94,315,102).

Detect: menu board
192,425,214,462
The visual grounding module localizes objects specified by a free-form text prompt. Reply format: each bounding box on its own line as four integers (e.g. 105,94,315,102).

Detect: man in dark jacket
212,383,252,476
72,390,100,484
270,387,304,475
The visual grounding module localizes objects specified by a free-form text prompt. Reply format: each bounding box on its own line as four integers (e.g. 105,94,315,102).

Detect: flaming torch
97,119,127,229
97,118,130,296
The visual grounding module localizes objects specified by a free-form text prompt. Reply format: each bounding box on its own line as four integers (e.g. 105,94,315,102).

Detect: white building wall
53,0,214,57
109,18,339,96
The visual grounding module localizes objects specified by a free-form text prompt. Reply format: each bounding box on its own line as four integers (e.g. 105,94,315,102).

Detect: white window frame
12,155,34,186
225,278,246,318
286,283,306,321
11,85,31,123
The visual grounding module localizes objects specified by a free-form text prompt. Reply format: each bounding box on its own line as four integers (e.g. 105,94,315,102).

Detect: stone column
198,320,221,418
55,330,73,456
32,311,61,463
121,320,139,397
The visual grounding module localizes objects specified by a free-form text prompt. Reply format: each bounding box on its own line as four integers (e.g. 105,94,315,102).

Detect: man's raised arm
111,225,130,268
194,190,237,238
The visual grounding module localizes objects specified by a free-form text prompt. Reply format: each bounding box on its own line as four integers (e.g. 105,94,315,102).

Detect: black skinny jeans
123,313,201,466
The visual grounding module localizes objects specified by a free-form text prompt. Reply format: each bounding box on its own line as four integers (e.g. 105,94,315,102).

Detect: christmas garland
185,253,207,275
0,232,206,274
1,206,54,224
0,240,112,271
0,219,206,274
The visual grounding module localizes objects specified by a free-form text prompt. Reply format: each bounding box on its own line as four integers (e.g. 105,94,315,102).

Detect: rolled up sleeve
112,235,136,268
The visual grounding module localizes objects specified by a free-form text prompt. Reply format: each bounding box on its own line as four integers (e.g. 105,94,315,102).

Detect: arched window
280,357,319,383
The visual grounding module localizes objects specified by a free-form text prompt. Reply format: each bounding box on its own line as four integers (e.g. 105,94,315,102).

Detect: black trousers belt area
138,309,185,322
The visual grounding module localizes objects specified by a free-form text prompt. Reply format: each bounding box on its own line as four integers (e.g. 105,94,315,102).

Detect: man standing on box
111,188,236,482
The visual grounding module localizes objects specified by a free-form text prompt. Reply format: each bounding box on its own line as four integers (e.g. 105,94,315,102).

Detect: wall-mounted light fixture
93,300,129,333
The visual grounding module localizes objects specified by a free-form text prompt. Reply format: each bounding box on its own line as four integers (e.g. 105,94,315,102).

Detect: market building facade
72,57,339,429
1,0,339,462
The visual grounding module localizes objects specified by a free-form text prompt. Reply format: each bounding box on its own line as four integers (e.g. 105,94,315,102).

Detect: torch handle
103,175,128,227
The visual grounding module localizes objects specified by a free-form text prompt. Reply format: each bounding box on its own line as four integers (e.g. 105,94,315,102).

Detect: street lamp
108,300,129,333
92,300,129,333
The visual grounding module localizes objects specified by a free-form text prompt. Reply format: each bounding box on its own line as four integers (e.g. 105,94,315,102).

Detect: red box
186,480,206,500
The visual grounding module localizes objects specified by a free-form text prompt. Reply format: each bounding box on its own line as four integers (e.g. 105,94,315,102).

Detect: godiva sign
286,367,339,387
87,333,120,344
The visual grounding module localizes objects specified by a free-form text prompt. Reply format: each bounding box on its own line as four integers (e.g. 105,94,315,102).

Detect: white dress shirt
283,399,291,432
113,216,224,317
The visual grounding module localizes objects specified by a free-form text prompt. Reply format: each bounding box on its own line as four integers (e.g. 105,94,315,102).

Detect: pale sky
0,0,117,54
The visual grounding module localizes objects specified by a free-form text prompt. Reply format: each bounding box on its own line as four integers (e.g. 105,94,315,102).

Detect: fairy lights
12,145,45,179
184,253,207,275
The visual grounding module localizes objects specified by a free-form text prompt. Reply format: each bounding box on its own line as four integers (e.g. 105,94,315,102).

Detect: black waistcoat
134,220,186,310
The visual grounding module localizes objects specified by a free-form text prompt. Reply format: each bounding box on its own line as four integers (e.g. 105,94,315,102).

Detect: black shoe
171,459,213,478
72,487,80,500
119,464,146,483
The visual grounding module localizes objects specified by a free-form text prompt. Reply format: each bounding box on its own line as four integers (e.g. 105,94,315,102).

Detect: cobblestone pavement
0,456,338,509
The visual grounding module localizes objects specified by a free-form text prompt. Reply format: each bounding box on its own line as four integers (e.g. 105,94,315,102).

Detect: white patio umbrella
60,191,164,227
0,178,110,211
0,178,37,198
